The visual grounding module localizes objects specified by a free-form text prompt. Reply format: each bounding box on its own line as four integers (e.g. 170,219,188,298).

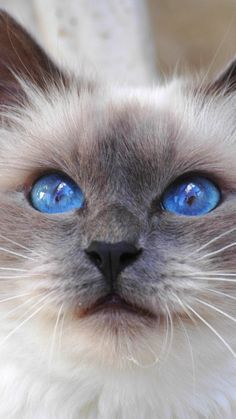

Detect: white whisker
186,303,236,358
0,246,35,261
164,304,174,362
195,298,236,323
194,277,236,283
126,340,160,368
0,267,29,272
187,272,236,277
0,299,51,348
195,242,236,261
0,234,41,256
176,312,196,396
158,313,169,363
48,303,64,369
205,288,236,302
0,294,40,320
1,291,54,321
0,292,30,304
163,311,170,359
173,292,197,326
58,308,66,353
187,227,236,258
0,273,40,279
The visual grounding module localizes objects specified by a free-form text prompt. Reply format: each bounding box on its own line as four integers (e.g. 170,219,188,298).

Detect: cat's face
0,12,235,367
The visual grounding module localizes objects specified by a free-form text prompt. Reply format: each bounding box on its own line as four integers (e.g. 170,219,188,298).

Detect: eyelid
24,169,68,199
161,171,221,196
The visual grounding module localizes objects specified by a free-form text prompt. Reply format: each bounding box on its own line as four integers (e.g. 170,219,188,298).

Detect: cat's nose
85,241,142,285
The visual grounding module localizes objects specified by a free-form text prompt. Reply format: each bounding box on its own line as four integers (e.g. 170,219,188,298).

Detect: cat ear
0,11,64,106
208,57,236,95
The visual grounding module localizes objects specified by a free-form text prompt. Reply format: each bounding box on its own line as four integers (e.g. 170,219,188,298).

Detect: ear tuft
0,11,64,106
208,57,236,95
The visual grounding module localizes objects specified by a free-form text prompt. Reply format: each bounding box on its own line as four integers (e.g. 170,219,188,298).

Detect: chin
30,301,236,419
62,297,160,368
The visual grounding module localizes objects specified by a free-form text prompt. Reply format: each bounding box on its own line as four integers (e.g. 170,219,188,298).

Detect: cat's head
0,12,235,368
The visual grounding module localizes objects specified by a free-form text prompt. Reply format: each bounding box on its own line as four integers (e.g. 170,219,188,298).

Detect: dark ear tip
0,10,66,106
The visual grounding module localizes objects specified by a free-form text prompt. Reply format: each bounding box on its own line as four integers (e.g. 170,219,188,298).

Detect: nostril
120,253,132,264
120,249,142,267
86,250,102,267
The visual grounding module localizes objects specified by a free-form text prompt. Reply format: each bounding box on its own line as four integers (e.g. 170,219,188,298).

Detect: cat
0,10,235,419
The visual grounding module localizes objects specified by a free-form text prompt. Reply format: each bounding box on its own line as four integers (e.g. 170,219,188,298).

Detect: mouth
81,293,155,319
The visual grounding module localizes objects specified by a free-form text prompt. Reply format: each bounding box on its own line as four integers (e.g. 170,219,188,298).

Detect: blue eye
30,173,85,213
161,176,221,216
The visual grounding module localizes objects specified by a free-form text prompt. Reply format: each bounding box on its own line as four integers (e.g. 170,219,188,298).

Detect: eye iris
30,174,84,214
162,176,220,216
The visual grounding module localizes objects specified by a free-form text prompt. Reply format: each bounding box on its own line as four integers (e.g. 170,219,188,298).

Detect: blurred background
0,0,235,85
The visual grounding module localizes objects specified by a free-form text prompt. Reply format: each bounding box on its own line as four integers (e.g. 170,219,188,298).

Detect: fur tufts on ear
208,57,236,95
0,11,64,106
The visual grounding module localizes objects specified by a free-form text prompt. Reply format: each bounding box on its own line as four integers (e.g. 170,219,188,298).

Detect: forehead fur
0,77,235,197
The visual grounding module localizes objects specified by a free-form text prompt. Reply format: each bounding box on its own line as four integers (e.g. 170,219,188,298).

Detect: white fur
0,312,236,419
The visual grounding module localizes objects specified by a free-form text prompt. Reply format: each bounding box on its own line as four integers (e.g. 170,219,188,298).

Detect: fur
0,11,235,419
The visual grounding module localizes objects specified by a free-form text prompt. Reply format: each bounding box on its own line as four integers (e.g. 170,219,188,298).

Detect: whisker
0,290,55,321
48,303,64,369
176,312,196,396
187,272,236,277
0,273,41,279
193,277,236,283
163,304,174,362
157,313,169,364
0,234,41,256
0,298,53,348
173,292,198,326
0,267,29,272
58,308,66,353
187,227,236,258
195,298,236,323
186,303,236,358
126,340,160,368
0,292,31,304
0,246,35,261
195,242,236,261
161,309,170,361
204,288,236,302
0,294,40,320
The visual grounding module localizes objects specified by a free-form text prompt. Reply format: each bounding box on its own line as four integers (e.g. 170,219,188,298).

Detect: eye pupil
161,176,221,216
30,173,85,214
55,183,64,202
186,195,196,206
